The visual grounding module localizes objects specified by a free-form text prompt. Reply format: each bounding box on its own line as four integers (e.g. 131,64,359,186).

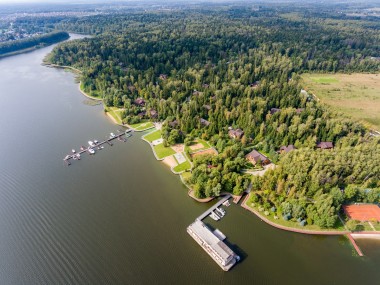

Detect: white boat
94,140,99,144
88,148,95,154
216,207,226,215
76,153,81,160
110,132,115,138
215,209,224,218
100,146,104,149
72,149,76,153
88,141,95,147
210,211,220,221
223,200,230,207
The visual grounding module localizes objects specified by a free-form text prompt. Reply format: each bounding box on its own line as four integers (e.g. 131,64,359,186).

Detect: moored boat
88,148,95,154
210,211,220,221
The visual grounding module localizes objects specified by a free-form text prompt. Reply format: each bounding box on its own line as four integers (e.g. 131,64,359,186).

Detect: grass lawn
153,143,176,159
173,160,192,173
245,193,346,232
106,107,123,124
301,73,380,130
130,121,154,131
181,171,192,180
143,130,161,142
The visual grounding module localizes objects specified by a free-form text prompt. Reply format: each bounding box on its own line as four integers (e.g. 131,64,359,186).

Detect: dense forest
0,31,69,56
45,4,380,227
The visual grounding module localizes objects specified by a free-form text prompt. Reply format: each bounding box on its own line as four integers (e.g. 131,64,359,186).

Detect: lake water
0,34,379,285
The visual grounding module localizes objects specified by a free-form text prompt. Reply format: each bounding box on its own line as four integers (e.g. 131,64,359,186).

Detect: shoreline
47,60,380,239
241,194,380,238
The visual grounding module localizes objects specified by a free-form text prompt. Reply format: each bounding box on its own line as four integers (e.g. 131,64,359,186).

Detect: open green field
130,121,154,131
143,130,161,143
302,73,380,130
153,143,176,159
173,160,191,173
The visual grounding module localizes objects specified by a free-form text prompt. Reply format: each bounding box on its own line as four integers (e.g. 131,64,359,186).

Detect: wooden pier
196,194,231,221
63,130,132,165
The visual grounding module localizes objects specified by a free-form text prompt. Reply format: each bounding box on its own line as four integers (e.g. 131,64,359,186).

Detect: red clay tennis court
343,204,380,222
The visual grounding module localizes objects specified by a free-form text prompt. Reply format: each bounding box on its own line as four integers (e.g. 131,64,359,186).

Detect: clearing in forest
301,73,380,130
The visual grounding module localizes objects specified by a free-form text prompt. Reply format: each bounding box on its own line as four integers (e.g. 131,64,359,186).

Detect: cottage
279,145,296,153
137,111,146,118
203,104,212,111
245,150,270,166
200,118,210,127
249,81,260,88
228,128,244,140
134,97,145,107
149,109,158,119
159,74,168,80
270,108,281,114
169,120,179,128
316,142,333,149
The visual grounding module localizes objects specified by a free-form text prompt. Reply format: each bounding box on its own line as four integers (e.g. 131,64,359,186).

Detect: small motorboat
80,146,86,151
88,141,95,147
210,211,220,221
110,132,115,138
76,153,81,160
94,140,99,144
72,149,76,153
88,148,95,154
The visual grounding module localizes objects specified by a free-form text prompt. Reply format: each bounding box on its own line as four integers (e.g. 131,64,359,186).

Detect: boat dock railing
196,194,231,221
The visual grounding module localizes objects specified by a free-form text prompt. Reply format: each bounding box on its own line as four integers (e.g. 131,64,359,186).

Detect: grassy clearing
302,73,380,130
245,193,346,231
173,160,192,173
130,121,154,131
143,130,161,143
106,107,123,124
185,139,212,153
153,143,176,159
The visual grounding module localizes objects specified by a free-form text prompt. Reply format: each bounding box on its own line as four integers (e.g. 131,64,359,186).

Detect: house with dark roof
228,128,244,139
279,145,296,153
316,142,333,149
245,150,270,166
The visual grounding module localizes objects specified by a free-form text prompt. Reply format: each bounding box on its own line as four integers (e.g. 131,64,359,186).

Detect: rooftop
188,220,234,262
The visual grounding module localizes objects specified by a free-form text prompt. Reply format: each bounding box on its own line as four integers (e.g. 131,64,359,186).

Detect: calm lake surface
0,35,379,285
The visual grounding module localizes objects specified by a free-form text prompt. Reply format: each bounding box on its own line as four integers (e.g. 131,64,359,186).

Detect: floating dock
63,129,132,165
188,194,239,271
187,220,239,271
196,194,231,221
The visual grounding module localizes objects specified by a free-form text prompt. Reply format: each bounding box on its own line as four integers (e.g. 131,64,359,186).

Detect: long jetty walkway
196,194,231,221
63,130,132,165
